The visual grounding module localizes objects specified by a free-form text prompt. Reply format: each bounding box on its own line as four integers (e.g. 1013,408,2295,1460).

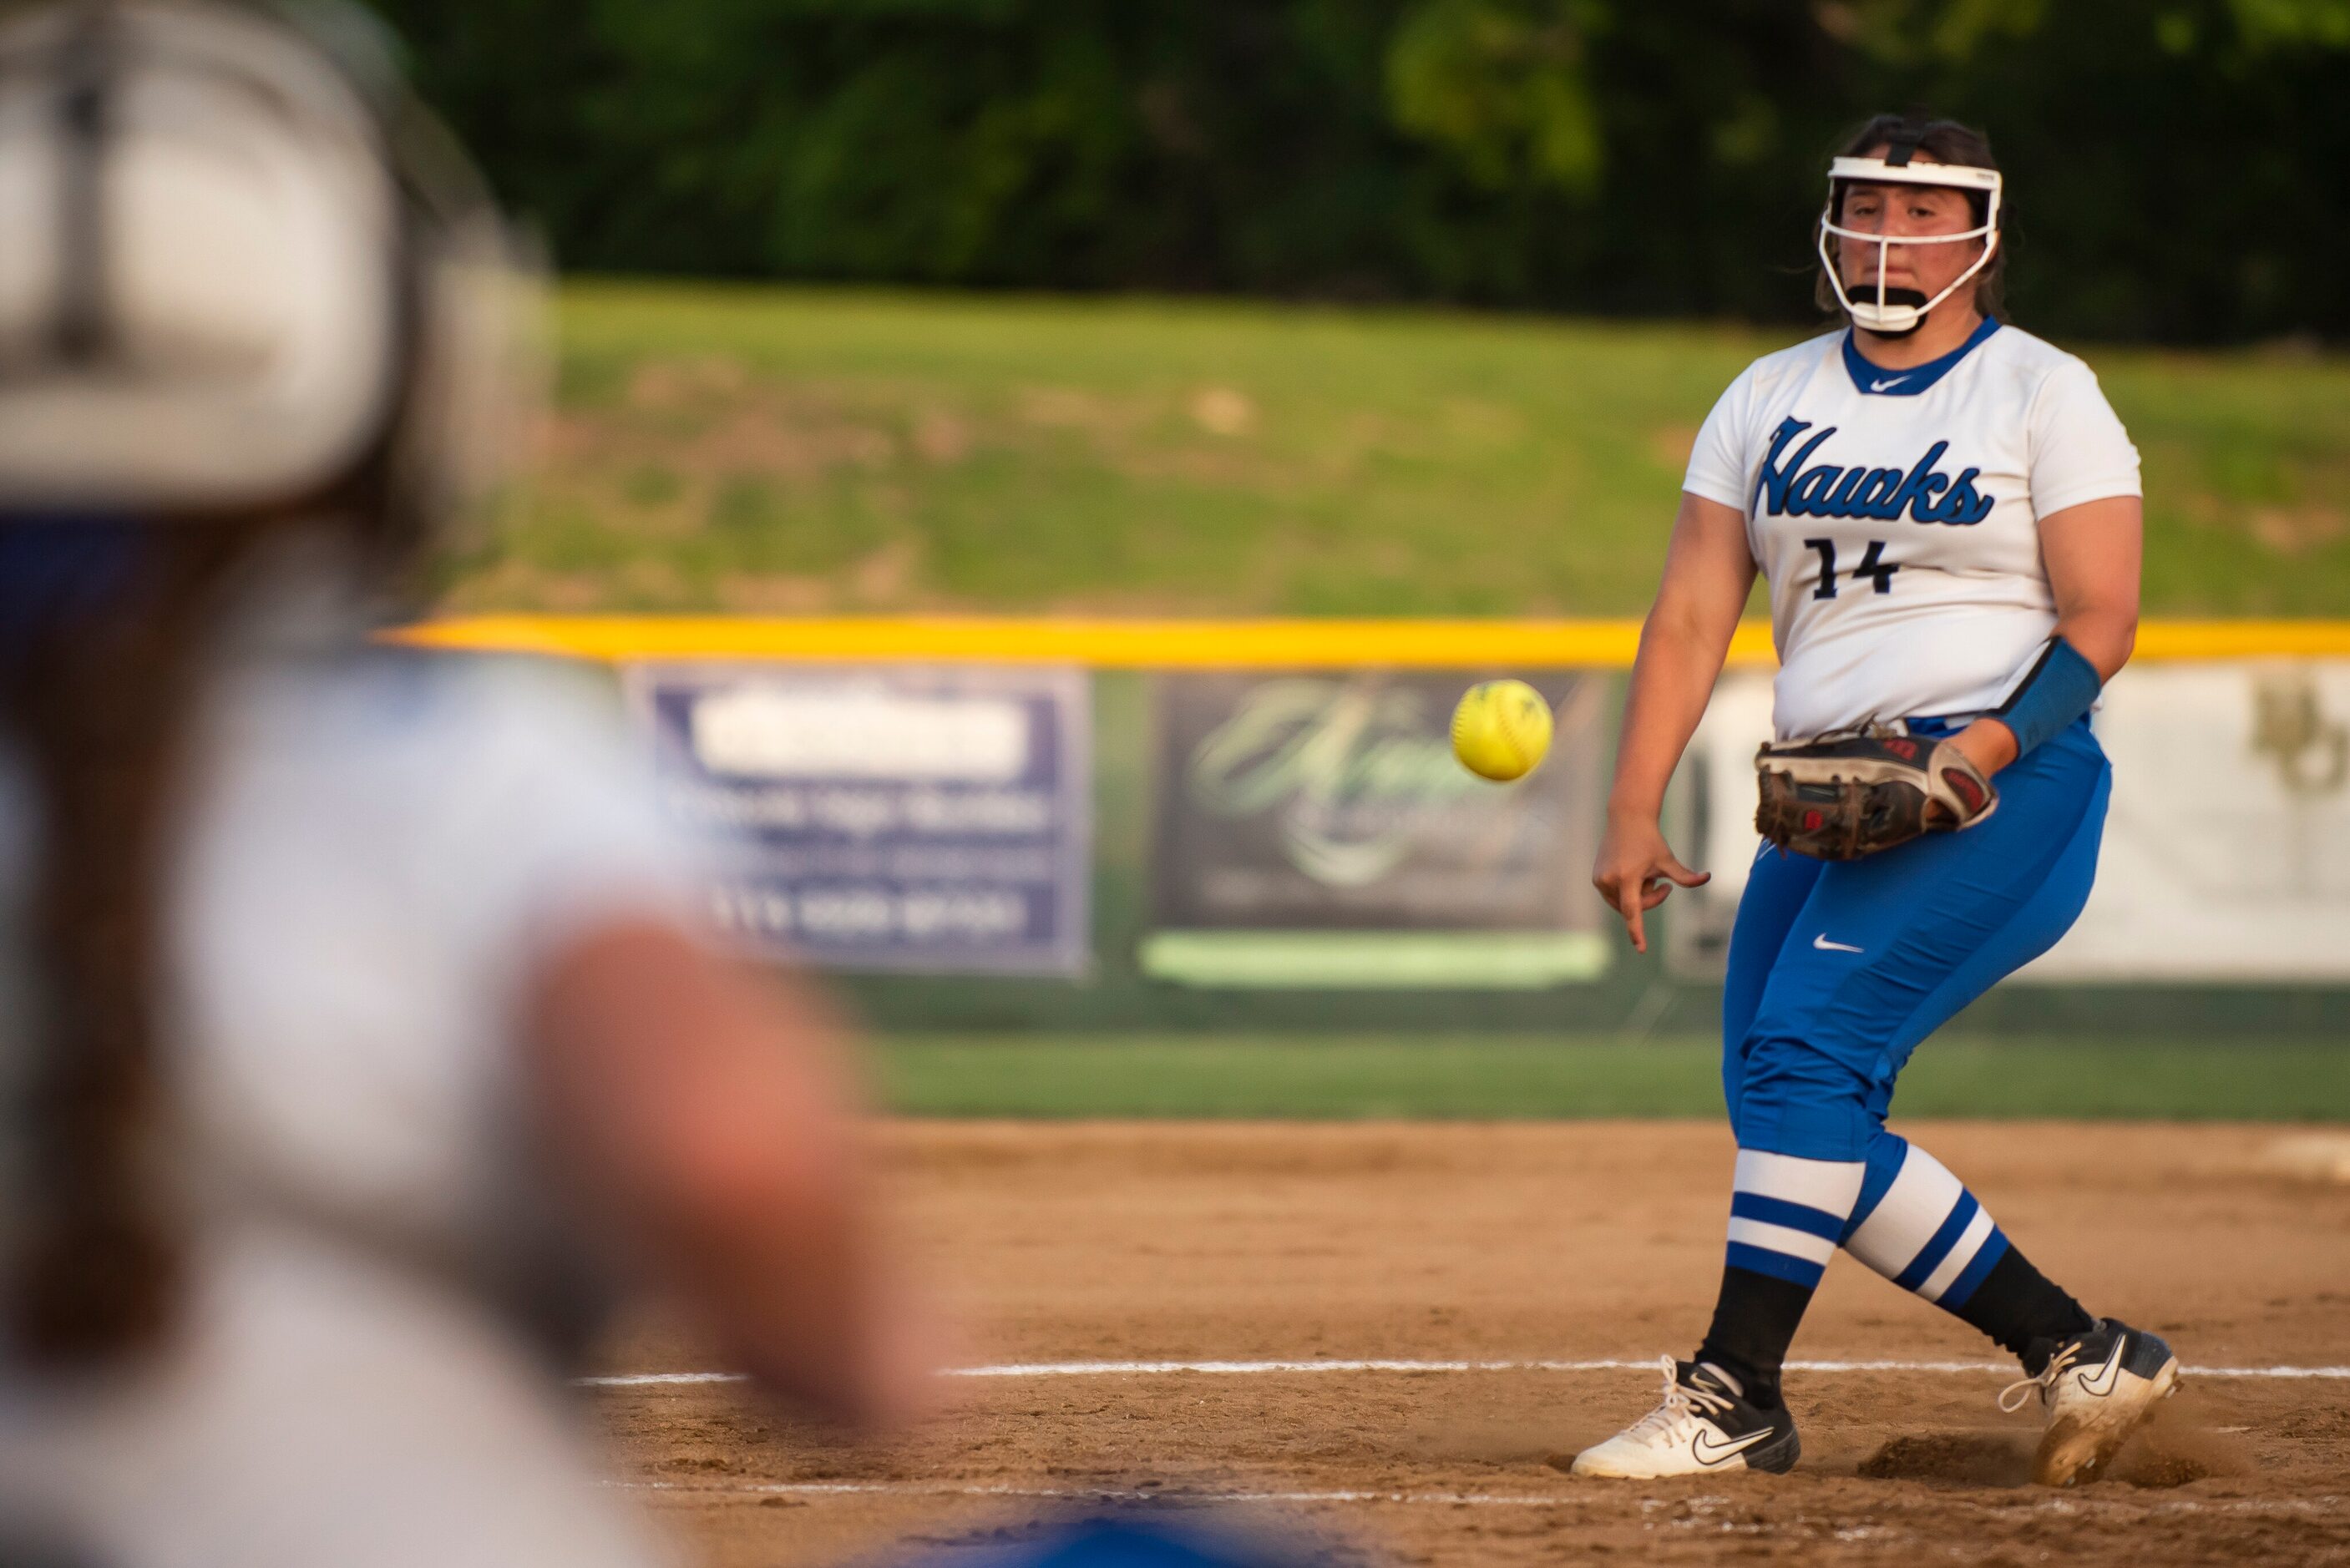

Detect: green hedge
378,0,2350,342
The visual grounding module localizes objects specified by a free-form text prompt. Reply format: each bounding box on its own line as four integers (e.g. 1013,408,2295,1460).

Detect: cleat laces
1621,1356,1735,1444
1998,1343,2082,1414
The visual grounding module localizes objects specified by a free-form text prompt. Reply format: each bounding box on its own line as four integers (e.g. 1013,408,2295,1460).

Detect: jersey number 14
1804,538,1900,599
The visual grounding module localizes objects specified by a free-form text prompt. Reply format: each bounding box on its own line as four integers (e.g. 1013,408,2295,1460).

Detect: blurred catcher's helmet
0,0,539,545
1815,127,2002,336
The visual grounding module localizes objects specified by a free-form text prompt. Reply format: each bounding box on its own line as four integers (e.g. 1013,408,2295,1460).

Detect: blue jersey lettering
1755,417,1993,526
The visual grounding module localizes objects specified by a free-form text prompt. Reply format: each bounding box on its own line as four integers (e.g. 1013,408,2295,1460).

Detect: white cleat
2000,1318,2181,1486
1570,1358,1801,1479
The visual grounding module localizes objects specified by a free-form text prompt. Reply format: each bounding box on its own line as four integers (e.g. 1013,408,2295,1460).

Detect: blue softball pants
1715,713,2109,1308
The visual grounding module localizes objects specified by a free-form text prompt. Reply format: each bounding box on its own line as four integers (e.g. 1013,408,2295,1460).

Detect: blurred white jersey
1683,320,2140,739
0,584,692,1568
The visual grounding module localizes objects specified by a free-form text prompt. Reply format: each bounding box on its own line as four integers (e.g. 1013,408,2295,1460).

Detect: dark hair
1815,114,2006,323
3,517,418,1372
0,524,276,1365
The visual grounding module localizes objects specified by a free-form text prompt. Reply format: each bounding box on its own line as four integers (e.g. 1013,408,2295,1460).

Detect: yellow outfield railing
387,615,2350,669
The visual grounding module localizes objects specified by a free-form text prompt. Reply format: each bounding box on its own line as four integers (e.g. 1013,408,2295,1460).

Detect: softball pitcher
1578,114,2175,1486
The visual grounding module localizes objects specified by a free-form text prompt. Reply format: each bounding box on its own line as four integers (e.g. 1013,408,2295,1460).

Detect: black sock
1954,1244,2094,1372
1694,1265,1813,1409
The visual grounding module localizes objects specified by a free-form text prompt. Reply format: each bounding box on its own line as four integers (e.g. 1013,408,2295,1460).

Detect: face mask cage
1816,156,2003,335
0,0,541,535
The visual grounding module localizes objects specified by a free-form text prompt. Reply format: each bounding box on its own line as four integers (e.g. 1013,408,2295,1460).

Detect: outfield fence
396,617,2350,1038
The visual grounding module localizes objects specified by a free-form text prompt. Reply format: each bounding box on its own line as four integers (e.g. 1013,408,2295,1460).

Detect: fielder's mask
1816,130,2002,336
0,0,540,553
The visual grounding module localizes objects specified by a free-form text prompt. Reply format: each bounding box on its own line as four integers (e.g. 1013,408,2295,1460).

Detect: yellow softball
1451,679,1553,782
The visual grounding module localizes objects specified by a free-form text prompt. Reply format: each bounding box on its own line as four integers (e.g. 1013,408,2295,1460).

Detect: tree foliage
375,0,2350,341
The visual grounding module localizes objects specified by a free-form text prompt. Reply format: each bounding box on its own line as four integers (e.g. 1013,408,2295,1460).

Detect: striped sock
1695,1149,1868,1404
1841,1136,2009,1312
1725,1148,1867,1288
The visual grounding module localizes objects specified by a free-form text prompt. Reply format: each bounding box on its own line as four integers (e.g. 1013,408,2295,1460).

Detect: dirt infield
595,1120,2350,1565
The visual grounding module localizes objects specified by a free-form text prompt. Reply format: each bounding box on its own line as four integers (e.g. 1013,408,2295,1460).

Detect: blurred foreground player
1581,115,2175,1485
0,3,929,1563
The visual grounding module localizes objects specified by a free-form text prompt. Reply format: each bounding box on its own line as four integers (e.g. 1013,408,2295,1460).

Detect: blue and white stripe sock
1725,1148,1867,1288
1704,1135,2044,1404
1840,1135,2010,1311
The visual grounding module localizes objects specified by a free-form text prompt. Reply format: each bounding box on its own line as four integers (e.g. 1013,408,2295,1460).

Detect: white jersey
1684,319,2140,739
0,578,693,1568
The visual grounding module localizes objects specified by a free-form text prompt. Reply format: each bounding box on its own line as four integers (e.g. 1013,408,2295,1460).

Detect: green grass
870,1034,2350,1121
443,282,2350,617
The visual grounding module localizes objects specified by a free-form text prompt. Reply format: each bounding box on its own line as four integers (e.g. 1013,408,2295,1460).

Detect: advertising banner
630,664,1090,974
1666,661,2350,984
1144,670,1608,988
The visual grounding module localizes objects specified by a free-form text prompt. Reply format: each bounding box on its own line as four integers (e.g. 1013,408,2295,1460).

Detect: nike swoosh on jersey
1691,1426,1774,1465
1812,934,1865,953
2075,1339,2127,1398
1870,376,1912,391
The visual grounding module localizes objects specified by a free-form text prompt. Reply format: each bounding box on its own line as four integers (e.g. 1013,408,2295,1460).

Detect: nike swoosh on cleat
1812,934,1865,953
2075,1339,2127,1398
1870,376,1911,391
1691,1427,1774,1466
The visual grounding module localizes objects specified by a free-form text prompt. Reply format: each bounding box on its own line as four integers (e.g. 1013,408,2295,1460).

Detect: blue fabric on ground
934,1517,1321,1568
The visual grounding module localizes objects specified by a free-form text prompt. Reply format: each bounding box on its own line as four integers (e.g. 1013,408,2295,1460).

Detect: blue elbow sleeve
1992,636,2103,756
